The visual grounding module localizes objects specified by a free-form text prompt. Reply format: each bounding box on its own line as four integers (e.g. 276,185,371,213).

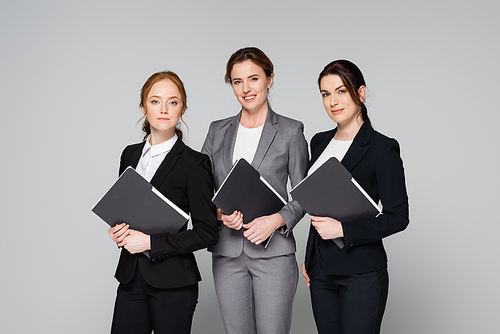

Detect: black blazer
305,121,409,276
114,139,218,289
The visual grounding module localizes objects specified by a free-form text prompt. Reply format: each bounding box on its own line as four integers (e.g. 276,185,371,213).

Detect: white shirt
232,123,264,164
308,139,353,176
136,134,178,182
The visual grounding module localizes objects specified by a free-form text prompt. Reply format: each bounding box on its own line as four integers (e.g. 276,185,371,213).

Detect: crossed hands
217,209,285,246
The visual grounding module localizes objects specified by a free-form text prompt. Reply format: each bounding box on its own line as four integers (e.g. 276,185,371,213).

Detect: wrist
275,213,285,229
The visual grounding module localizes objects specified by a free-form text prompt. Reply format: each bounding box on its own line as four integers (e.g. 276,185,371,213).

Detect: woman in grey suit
202,47,308,334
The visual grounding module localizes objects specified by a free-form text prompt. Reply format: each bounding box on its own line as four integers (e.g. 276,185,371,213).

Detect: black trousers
309,266,389,334
111,267,198,334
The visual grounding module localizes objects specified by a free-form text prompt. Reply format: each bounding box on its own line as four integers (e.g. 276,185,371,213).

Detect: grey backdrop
1,1,499,333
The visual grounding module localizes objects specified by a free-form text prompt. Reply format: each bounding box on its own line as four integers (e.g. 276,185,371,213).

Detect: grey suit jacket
202,108,308,258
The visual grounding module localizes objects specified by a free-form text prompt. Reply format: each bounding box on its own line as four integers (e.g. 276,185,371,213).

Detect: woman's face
230,60,273,115
141,79,183,138
320,74,365,126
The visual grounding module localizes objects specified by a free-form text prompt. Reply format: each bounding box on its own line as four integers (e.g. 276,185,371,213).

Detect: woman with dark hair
107,71,218,334
202,47,308,334
302,60,409,334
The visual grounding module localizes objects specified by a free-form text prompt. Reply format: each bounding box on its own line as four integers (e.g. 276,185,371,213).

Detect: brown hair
138,71,188,141
224,47,274,83
318,60,370,124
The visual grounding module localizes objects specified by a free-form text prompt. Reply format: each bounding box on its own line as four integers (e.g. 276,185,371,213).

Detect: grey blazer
201,108,308,258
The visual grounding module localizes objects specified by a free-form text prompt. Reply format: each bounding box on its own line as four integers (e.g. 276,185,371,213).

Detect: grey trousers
212,252,299,334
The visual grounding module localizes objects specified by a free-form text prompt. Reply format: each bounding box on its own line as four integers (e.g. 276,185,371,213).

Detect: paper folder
212,159,287,248
290,157,381,248
92,167,189,235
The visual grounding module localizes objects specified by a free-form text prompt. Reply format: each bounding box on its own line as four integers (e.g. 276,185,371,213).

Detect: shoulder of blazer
357,122,398,150
270,108,304,130
343,121,400,172
121,142,145,158
156,139,211,175
179,141,212,166
119,141,146,174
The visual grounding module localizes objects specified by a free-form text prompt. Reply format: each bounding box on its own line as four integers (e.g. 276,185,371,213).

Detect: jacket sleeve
118,145,133,175
149,155,219,259
342,138,409,248
277,122,309,235
201,122,214,161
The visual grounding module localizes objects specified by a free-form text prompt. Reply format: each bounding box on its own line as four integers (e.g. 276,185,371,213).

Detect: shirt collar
142,134,178,158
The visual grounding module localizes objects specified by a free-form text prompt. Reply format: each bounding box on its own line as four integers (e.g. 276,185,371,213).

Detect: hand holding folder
211,159,287,248
290,157,381,248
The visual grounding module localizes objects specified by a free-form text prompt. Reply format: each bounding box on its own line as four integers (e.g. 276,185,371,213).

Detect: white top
232,123,264,164
136,134,178,182
308,139,353,176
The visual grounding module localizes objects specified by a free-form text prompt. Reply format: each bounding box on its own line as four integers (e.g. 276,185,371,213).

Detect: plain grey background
1,0,499,333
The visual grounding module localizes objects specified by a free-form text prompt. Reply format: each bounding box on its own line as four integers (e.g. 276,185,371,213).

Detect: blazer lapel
341,121,373,172
252,108,278,170
222,113,240,173
150,138,185,189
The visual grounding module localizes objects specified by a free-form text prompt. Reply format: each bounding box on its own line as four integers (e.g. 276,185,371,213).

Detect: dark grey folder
92,167,189,235
212,159,287,248
290,157,381,248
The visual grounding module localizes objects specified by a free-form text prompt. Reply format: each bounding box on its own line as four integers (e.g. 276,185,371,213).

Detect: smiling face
320,74,365,127
141,79,183,140
230,59,274,115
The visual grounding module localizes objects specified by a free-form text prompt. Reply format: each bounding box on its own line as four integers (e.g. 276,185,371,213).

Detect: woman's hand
218,209,244,230
302,262,310,287
310,216,344,240
243,213,285,245
122,229,151,254
108,223,129,245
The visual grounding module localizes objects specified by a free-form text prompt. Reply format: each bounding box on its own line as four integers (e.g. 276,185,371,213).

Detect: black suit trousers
111,266,198,334
309,261,389,334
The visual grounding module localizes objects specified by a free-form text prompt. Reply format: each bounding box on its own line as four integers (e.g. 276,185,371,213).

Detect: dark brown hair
224,47,274,83
139,71,188,141
318,59,370,124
